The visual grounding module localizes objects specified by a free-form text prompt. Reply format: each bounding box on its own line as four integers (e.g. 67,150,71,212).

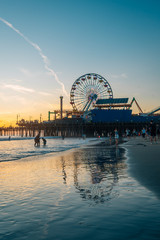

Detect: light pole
60,96,63,120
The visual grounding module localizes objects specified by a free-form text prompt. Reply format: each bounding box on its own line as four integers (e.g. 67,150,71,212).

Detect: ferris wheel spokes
70,73,113,111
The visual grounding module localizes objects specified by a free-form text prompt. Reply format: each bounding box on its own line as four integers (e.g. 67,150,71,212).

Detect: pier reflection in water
0,145,127,221
60,146,126,204
1,144,160,240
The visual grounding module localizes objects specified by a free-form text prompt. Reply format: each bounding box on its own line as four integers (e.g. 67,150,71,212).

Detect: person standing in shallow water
42,137,47,146
34,132,40,146
114,129,119,146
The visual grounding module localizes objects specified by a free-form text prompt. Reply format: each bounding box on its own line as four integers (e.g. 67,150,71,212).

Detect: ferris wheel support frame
70,73,113,112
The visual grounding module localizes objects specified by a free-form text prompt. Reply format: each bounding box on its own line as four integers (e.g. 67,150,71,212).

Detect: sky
0,0,160,126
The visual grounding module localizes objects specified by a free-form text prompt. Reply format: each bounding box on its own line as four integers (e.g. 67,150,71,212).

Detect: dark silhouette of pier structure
1,114,160,138
7,118,155,138
1,84,160,138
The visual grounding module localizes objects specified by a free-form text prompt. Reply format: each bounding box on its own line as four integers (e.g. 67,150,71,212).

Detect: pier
1,118,158,138
1,73,160,138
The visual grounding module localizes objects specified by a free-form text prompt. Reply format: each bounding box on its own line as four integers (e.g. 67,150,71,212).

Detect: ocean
0,136,98,162
0,137,160,240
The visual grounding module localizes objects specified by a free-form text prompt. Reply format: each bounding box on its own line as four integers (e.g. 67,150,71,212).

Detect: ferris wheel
70,73,113,111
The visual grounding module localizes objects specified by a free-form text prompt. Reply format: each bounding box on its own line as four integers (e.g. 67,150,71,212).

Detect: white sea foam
0,137,102,162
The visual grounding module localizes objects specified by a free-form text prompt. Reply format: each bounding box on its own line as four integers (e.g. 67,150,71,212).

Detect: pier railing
1,117,160,138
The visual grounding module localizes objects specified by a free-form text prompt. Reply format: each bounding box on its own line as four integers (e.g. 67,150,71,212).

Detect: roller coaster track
146,106,160,116
127,97,143,113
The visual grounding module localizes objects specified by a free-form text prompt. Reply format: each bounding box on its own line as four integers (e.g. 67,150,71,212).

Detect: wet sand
123,137,160,199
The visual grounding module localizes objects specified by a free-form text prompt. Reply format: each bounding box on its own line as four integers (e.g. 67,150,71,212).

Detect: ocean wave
0,137,103,162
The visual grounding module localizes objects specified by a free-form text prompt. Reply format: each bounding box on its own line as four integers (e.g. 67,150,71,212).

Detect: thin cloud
12,78,23,83
0,17,69,98
20,68,34,77
38,91,52,96
4,84,35,93
19,68,43,78
109,73,128,79
0,111,12,115
0,78,22,83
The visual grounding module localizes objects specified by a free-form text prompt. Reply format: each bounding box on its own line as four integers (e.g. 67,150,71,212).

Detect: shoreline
0,137,106,164
1,135,160,200
123,137,160,199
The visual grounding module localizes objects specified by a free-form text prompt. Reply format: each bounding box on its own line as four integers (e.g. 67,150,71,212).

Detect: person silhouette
114,129,119,146
42,137,47,145
34,133,40,146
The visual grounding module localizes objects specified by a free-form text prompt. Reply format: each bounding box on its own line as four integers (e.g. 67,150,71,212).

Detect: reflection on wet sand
0,145,127,208
60,146,127,204
1,143,160,240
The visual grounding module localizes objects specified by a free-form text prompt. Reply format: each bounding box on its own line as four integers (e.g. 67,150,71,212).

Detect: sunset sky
0,0,160,126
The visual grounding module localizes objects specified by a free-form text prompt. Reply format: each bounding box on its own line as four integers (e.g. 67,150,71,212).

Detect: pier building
13,73,160,137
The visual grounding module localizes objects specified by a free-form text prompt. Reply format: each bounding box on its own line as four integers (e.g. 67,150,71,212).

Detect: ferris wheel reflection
60,146,127,204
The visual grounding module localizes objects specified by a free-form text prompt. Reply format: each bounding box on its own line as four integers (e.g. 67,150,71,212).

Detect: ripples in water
0,142,160,240
0,137,97,162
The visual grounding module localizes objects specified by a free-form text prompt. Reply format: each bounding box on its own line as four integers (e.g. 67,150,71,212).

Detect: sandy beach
123,137,160,199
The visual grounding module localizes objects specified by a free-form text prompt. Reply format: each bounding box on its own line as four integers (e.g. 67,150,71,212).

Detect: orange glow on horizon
0,100,159,127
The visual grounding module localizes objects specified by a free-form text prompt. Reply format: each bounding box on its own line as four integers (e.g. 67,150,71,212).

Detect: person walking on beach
132,129,137,138
146,126,150,139
126,128,130,138
109,132,112,145
142,128,146,138
157,126,160,140
149,120,157,143
114,129,119,146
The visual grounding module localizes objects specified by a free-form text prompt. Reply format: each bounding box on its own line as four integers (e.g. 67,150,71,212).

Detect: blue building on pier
91,98,160,123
